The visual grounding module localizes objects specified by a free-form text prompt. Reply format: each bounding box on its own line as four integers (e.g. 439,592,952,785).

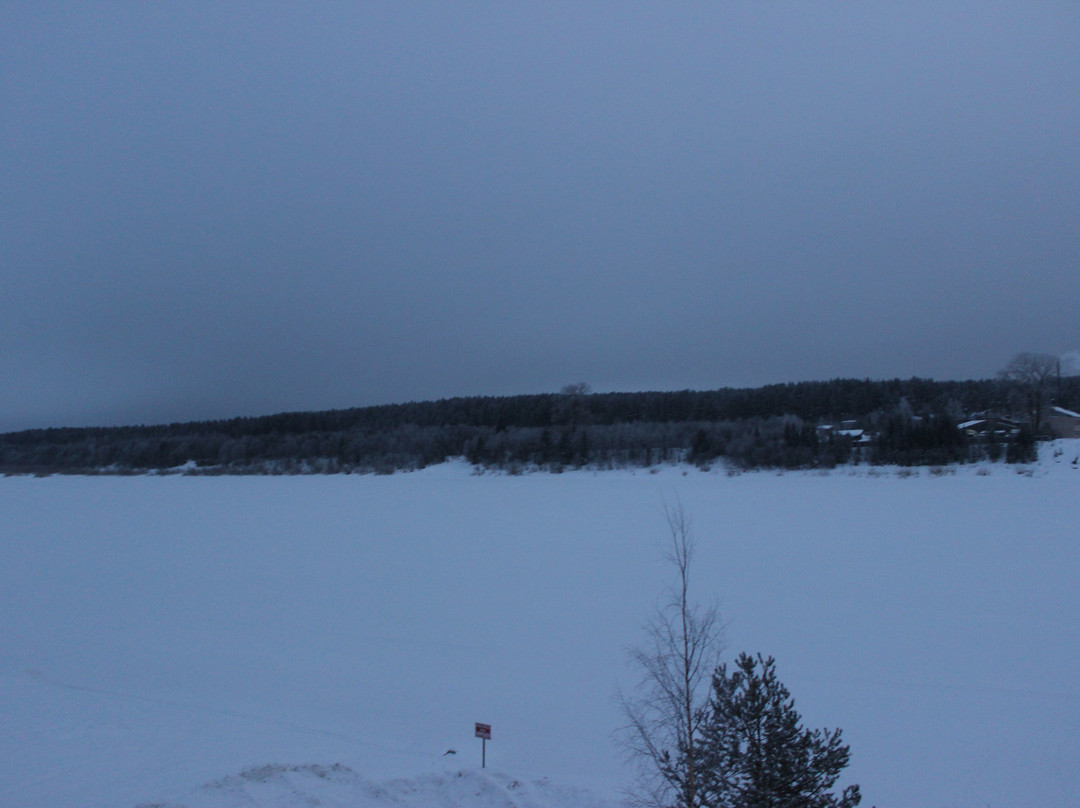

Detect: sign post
475,722,491,768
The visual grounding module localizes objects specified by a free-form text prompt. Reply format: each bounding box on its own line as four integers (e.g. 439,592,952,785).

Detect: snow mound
143,765,616,808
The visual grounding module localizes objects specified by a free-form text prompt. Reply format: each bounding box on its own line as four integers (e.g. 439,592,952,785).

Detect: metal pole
482,737,486,768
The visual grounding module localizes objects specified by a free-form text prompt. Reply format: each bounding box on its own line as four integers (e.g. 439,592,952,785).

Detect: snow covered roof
959,417,1020,431
1051,406,1080,418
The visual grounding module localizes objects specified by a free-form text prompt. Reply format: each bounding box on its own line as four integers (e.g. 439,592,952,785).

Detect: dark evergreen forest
2,376,1076,475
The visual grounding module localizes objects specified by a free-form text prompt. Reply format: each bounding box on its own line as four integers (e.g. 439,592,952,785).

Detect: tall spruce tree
697,653,860,808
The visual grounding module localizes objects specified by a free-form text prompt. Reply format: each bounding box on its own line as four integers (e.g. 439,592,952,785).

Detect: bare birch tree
999,352,1059,433
618,501,724,808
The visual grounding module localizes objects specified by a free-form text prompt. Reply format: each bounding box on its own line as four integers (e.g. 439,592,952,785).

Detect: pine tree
697,653,861,808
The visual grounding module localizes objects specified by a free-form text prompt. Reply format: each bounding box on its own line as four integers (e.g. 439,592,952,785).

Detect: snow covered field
2,443,1078,808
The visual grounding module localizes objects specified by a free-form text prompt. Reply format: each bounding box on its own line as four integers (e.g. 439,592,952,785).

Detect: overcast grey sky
3,3,1079,431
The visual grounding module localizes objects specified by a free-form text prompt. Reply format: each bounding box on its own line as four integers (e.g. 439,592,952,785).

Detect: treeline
1,375,1073,475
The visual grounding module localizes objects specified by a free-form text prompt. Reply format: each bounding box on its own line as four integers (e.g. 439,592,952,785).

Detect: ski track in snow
2,441,1079,808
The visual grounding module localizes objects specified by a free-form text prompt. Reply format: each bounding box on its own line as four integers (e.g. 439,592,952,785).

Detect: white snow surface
2,443,1080,808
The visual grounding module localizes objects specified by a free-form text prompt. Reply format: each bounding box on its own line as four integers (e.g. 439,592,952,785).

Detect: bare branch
999,352,1059,433
616,499,724,808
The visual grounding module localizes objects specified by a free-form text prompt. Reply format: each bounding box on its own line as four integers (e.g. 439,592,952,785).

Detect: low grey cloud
3,3,1078,430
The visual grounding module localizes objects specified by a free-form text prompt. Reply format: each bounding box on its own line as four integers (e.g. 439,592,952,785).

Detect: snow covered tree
697,653,860,808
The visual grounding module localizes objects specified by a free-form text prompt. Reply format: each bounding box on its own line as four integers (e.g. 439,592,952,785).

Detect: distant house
817,424,867,439
817,423,874,460
1043,406,1080,439
957,417,1021,441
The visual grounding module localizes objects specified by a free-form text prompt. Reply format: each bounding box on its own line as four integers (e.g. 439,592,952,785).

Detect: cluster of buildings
958,406,1080,440
816,406,1080,460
